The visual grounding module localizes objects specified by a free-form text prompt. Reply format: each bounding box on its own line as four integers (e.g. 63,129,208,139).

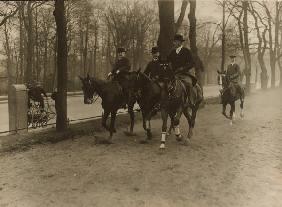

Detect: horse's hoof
140,140,149,144
183,138,190,146
175,134,183,142
240,113,244,119
147,131,152,140
188,131,193,139
159,143,166,149
230,121,233,126
113,128,117,133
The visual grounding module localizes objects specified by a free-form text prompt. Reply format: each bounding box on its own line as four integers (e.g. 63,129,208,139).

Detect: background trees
0,0,282,96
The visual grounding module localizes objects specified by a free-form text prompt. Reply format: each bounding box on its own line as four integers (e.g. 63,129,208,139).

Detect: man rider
108,47,130,77
108,47,131,108
220,55,243,100
144,46,163,80
168,34,196,106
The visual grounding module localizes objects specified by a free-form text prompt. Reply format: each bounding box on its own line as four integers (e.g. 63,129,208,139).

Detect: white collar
176,46,183,54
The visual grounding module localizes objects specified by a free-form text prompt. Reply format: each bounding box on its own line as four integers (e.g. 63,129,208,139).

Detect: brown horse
79,74,136,143
217,70,245,125
159,72,203,149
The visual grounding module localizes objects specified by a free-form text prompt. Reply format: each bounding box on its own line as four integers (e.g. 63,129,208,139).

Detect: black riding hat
117,47,126,53
151,46,159,54
174,34,185,42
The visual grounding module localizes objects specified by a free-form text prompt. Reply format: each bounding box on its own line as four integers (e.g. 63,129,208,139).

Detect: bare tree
158,0,174,59
54,0,68,131
188,0,204,87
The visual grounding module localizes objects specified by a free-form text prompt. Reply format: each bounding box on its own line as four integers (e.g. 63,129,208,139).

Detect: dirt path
1,89,282,207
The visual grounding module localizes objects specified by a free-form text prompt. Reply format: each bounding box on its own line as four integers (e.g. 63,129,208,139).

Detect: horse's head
217,70,229,88
79,74,95,104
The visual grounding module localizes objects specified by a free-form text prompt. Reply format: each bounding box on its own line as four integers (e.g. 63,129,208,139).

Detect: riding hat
174,34,185,42
151,46,159,54
117,47,126,53
229,55,236,58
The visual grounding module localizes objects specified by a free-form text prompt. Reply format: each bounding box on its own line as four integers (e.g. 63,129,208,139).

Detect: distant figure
27,82,47,110
221,55,244,101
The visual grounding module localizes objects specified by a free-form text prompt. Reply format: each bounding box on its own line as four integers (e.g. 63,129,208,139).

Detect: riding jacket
112,57,131,73
167,47,195,75
144,57,163,80
226,63,241,83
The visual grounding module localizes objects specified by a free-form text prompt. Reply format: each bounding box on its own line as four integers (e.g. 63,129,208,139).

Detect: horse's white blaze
175,125,181,136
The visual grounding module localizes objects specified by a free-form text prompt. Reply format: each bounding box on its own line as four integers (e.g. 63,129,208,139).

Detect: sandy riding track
0,89,282,207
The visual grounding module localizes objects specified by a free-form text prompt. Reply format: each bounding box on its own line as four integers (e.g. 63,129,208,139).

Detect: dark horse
217,70,245,125
27,84,47,109
79,73,136,142
159,63,203,149
130,68,174,143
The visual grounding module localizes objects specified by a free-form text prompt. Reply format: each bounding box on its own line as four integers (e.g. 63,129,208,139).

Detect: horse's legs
102,110,110,131
160,108,168,149
109,110,117,141
141,109,152,141
230,102,235,125
222,103,229,119
240,92,245,119
183,106,192,145
127,104,135,134
173,107,183,141
167,114,175,135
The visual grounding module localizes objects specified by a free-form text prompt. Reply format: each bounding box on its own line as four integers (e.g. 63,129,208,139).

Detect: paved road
0,88,281,207
0,85,220,134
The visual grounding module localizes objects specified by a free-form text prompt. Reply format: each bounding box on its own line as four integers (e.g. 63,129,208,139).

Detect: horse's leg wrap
160,132,166,149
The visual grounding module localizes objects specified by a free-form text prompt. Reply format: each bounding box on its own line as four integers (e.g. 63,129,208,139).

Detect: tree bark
188,0,204,87
242,1,251,93
24,2,34,84
221,0,226,72
157,0,174,59
54,0,68,131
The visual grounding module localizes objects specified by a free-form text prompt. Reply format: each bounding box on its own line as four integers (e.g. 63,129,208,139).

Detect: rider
221,55,243,100
107,47,131,108
144,46,163,80
167,34,196,106
108,47,131,77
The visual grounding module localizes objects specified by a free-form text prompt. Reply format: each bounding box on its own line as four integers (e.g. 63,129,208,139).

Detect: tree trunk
221,0,226,72
4,22,13,87
19,3,24,83
157,0,174,59
242,1,251,93
24,2,34,84
54,0,68,131
188,0,204,87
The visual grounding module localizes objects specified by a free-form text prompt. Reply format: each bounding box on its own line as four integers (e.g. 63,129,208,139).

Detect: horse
159,63,203,149
129,68,174,143
27,84,47,110
217,70,245,125
79,73,136,143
